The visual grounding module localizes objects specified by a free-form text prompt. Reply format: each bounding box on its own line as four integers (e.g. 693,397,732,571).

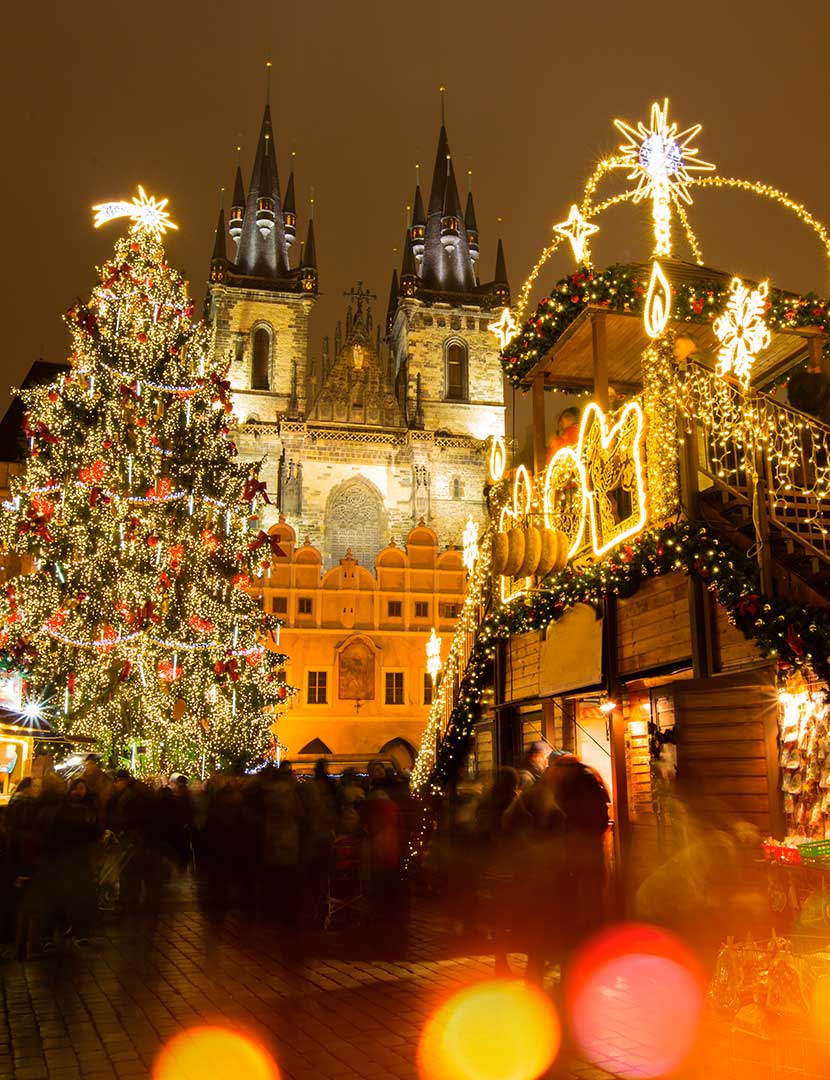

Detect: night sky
4,0,830,402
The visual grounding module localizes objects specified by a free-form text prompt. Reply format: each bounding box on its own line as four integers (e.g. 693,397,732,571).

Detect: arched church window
252,326,271,390
445,340,468,401
324,477,385,570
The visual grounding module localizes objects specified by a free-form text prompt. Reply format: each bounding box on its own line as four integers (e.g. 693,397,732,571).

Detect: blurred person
544,752,610,966
518,741,551,792
257,767,303,927
546,406,581,461
106,769,162,915
360,764,405,933
336,768,366,836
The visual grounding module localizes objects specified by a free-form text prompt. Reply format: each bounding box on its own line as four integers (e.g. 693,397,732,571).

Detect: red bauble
137,417,148,428
147,535,159,547
130,242,140,252
137,332,148,344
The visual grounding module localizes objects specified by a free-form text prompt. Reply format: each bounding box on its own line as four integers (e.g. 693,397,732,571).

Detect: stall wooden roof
520,306,816,392
520,260,820,392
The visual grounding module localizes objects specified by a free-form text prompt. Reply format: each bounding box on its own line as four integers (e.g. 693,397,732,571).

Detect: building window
234,337,245,367
387,600,402,618
298,597,313,615
252,327,271,390
307,671,327,704
273,596,287,614
423,672,433,705
385,671,404,705
444,603,460,619
452,478,464,499
414,601,429,619
445,341,468,401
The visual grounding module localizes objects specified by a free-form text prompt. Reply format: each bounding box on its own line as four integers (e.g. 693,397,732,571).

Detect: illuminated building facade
205,99,509,765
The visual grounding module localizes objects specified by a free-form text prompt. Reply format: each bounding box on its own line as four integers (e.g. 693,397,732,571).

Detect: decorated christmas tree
0,189,289,774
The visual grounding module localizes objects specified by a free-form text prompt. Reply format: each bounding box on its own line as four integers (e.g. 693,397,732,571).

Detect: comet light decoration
713,276,771,388
613,98,714,256
93,186,178,239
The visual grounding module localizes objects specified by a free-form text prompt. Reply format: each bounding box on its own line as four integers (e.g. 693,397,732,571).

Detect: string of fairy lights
0,198,292,774
411,99,830,798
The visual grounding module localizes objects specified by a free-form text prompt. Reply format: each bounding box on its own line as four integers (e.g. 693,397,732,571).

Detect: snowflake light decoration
613,99,714,255
554,204,600,265
462,515,480,572
713,276,771,388
93,186,178,239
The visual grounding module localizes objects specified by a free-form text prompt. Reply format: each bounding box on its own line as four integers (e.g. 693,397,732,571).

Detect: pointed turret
212,206,227,261
419,122,476,294
410,185,426,262
229,164,245,246
283,171,296,249
300,217,317,293
465,190,479,264
209,205,227,284
400,229,418,298
440,157,462,253
235,103,290,280
386,268,399,333
493,237,510,306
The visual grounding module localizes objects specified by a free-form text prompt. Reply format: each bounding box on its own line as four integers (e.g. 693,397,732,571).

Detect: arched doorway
379,738,416,772
324,476,386,569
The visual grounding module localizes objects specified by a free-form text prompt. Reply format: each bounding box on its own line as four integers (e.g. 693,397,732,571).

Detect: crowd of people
0,743,614,981
0,755,419,959
434,741,612,984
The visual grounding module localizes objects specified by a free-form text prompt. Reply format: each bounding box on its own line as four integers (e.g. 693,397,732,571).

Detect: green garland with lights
428,519,830,790
501,264,830,388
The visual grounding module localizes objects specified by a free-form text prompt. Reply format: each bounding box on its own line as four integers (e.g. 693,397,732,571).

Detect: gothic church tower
388,119,509,442
207,93,318,424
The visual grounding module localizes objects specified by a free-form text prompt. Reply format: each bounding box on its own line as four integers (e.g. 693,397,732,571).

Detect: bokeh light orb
567,924,704,1079
418,979,561,1080
154,1026,280,1080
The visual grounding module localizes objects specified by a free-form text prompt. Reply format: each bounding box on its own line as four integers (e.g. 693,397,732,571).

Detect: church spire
234,92,290,280
212,204,227,262
420,113,476,294
386,268,399,334
283,170,296,249
228,159,245,247
493,236,510,306
400,228,417,297
464,179,479,265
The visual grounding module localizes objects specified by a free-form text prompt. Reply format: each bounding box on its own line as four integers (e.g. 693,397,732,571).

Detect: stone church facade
205,94,509,766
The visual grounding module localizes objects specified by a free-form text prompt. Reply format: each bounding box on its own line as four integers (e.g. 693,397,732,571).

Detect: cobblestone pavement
0,892,816,1080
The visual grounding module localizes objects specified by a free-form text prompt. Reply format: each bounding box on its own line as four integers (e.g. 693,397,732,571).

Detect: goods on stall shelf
778,672,830,839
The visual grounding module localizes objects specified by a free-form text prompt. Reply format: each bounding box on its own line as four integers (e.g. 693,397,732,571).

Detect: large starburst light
93,186,178,239
614,99,714,255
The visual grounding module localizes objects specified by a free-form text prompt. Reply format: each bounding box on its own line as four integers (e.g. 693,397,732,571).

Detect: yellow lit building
257,516,465,771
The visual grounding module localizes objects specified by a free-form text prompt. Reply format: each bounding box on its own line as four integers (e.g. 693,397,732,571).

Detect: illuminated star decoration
426,627,442,683
613,99,714,256
462,515,480,573
713,276,771,389
554,204,600,265
488,307,517,349
93,186,178,239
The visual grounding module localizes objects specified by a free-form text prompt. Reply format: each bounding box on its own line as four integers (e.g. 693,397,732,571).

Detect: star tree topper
713,276,771,389
554,204,600,265
93,186,178,239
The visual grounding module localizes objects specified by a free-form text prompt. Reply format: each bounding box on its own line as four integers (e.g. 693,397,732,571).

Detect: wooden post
592,313,609,410
532,374,546,474
602,596,629,914
688,576,714,679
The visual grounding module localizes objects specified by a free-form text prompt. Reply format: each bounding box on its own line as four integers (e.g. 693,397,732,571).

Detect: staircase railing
675,361,830,568
410,525,494,793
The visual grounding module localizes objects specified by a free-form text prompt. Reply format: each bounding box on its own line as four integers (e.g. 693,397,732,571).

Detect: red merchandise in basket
762,841,801,865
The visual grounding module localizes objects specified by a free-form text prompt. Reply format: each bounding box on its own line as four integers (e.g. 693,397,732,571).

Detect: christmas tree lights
0,217,291,774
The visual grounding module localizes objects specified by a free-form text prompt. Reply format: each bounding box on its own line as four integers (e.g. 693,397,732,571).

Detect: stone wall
208,283,314,419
